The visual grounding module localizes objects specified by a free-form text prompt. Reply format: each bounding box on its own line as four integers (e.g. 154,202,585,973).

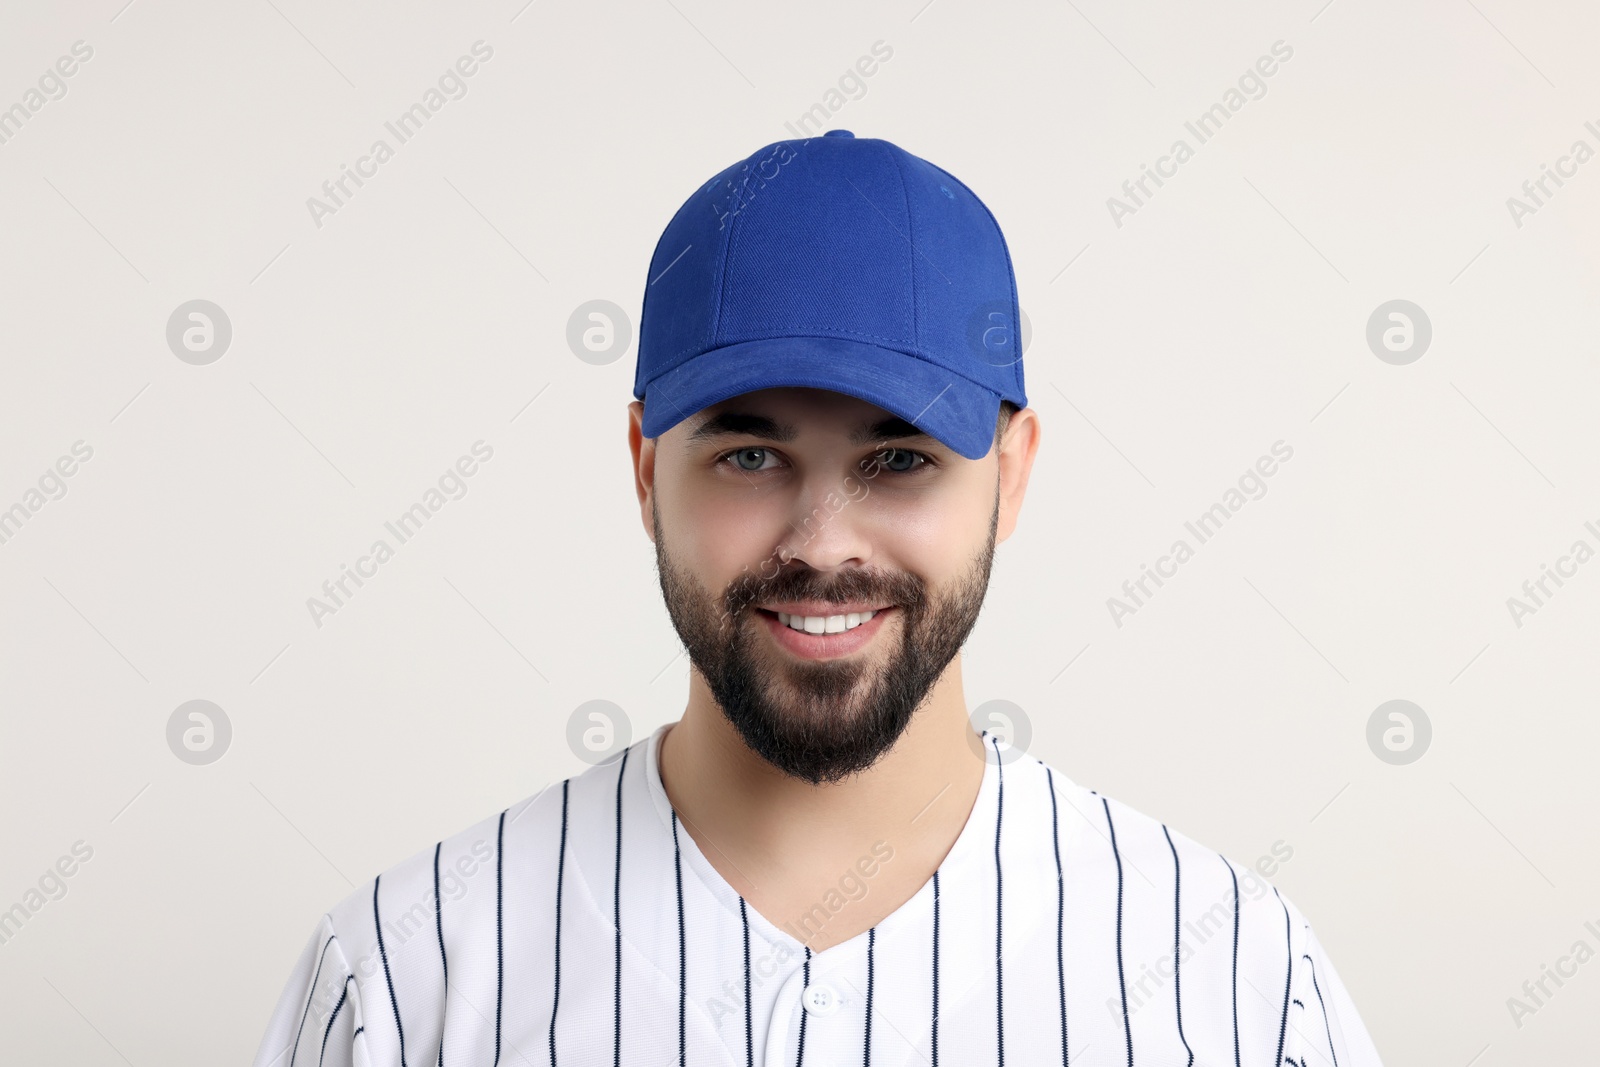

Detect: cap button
823,129,854,138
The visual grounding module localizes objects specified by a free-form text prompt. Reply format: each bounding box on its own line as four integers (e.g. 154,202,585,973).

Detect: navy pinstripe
864,925,876,1067
796,945,812,1067
1304,947,1339,1067
993,735,1005,1067
1226,856,1240,1067
1047,768,1069,1067
433,842,447,1067
1164,825,1193,1067
374,875,409,1067
1272,887,1292,1067
931,868,941,1067
321,975,353,1067
614,750,629,1067
740,895,753,1067
550,784,568,1067
1104,798,1131,1067
290,934,335,1067
494,809,505,1067
671,808,686,1067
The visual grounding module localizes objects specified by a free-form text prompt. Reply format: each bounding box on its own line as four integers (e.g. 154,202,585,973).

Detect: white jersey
252,725,1383,1067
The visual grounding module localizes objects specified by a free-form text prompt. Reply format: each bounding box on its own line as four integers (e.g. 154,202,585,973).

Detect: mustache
724,567,925,619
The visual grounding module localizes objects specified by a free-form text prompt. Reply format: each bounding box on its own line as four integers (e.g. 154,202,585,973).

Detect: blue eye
861,448,939,476
873,448,925,473
725,447,775,472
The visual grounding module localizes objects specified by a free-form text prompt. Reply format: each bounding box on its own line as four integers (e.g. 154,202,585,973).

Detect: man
253,131,1383,1067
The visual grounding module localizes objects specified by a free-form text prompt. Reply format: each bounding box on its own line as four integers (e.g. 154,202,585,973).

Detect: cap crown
635,132,1026,406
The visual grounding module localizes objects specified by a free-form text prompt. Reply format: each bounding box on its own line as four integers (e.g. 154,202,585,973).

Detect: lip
757,601,891,616
756,607,893,660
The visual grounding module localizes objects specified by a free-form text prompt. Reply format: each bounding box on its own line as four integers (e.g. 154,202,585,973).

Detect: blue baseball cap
633,130,1027,461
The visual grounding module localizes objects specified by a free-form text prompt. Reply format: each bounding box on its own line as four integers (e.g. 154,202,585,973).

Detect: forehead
681,387,935,447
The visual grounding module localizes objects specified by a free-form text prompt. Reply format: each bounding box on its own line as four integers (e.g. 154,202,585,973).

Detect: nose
772,471,875,572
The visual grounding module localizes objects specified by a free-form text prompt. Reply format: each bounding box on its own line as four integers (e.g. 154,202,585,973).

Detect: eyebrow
685,411,937,447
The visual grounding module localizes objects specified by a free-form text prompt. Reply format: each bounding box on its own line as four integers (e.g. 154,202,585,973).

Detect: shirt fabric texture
253,724,1384,1067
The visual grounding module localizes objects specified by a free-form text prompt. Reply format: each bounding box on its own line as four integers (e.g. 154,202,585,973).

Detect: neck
656,655,986,949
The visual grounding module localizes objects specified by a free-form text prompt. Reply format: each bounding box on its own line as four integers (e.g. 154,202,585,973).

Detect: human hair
995,399,1020,450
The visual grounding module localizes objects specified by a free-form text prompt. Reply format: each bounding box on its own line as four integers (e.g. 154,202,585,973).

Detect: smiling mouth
752,606,895,661
758,608,881,635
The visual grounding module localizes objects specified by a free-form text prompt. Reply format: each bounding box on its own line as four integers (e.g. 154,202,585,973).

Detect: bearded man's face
645,386,1002,783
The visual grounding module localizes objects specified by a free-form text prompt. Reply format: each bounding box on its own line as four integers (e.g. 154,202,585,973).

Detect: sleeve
1283,913,1384,1067
251,913,367,1067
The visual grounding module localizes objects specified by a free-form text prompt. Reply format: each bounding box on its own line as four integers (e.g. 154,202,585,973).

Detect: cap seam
927,162,1027,403
635,202,697,399
708,177,745,354
711,139,790,350
880,140,920,348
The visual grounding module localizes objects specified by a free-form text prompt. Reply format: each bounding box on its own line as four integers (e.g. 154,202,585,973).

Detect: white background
1,0,1596,1062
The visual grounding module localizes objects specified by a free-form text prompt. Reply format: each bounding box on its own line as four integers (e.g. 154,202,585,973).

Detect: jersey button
801,982,841,1015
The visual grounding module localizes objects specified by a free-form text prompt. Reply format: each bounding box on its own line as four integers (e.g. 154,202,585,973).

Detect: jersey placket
761,927,874,1067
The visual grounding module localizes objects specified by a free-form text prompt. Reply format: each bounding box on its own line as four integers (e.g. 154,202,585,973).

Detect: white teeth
778,610,877,634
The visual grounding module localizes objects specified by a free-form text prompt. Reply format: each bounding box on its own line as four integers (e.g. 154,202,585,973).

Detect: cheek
884,474,995,573
665,477,783,581
892,467,992,530
890,508,971,572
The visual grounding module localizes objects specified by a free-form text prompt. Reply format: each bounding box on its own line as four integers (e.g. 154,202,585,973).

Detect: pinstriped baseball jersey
252,724,1383,1067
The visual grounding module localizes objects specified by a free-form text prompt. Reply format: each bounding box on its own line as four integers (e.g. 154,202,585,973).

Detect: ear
994,406,1040,544
628,400,657,543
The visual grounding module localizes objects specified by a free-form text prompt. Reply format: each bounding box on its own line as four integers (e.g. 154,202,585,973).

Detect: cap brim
638,336,1002,461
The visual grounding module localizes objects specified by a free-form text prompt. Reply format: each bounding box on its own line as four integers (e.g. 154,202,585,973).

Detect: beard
651,489,998,784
